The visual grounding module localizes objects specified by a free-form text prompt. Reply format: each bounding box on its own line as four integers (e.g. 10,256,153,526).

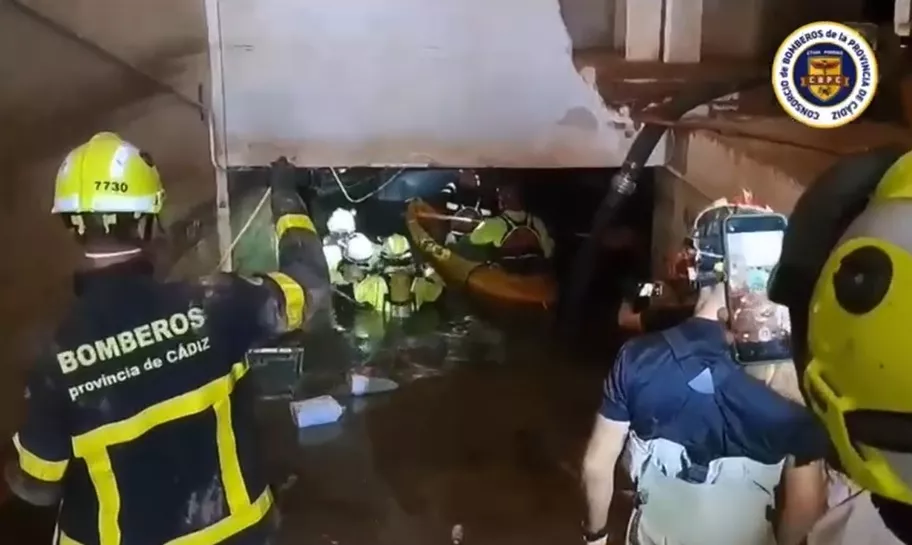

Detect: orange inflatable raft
405,199,557,308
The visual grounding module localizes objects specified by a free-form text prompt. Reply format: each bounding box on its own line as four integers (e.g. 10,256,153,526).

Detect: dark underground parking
6,0,912,541
0,166,658,543
0,152,870,543
232,166,659,544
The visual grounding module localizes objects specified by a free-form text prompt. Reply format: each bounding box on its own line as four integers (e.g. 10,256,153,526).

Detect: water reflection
260,302,616,545
0,302,616,545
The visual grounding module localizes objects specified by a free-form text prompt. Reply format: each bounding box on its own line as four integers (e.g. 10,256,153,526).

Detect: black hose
560,76,767,337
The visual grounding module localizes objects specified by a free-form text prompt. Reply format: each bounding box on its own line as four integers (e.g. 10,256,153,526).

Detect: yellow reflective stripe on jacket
59,529,85,545
166,488,272,545
70,362,269,545
58,490,274,545
12,433,68,482
275,213,316,239
499,213,543,248
265,272,306,330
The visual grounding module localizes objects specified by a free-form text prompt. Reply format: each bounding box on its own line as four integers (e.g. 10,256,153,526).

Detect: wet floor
260,314,634,545
0,314,635,545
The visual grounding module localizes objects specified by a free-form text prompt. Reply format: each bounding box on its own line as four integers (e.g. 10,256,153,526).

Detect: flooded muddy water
260,313,633,545
1,313,633,545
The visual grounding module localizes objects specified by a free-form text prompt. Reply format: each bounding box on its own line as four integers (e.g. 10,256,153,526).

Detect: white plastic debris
451,523,464,544
289,395,345,428
349,373,399,396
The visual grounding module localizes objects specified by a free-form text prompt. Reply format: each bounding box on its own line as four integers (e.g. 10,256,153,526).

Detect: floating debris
289,395,345,428
451,523,464,544
276,474,298,496
349,373,399,396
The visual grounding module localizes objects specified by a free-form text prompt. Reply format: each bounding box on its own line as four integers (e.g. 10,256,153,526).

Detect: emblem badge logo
772,21,878,129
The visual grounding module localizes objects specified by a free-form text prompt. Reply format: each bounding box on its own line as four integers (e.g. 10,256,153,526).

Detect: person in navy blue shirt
581,197,831,545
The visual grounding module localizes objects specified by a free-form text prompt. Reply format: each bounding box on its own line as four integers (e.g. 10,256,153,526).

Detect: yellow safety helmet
53,132,164,216
769,147,912,505
381,234,411,260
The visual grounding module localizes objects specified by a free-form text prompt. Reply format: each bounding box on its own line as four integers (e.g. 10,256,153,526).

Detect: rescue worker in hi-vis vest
438,169,492,246
581,198,831,545
767,148,912,545
455,182,554,271
353,234,444,319
4,132,331,545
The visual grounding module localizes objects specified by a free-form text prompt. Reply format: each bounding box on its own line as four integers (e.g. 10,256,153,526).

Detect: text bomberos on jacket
56,307,212,401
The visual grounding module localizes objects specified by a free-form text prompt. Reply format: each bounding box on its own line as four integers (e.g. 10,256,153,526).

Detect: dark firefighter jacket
10,165,330,545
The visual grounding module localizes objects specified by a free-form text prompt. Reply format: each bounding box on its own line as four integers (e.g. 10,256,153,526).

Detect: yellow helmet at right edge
53,132,164,215
769,146,912,505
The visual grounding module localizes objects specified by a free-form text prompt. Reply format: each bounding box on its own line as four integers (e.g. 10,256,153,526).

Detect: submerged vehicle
406,199,557,308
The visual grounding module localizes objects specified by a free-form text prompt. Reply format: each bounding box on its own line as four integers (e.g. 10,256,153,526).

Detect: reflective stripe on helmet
52,194,162,214
52,132,164,215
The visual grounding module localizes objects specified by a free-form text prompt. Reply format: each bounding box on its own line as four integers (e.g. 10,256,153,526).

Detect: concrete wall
651,168,710,280
0,1,214,432
702,0,864,59
650,127,838,277
561,0,864,58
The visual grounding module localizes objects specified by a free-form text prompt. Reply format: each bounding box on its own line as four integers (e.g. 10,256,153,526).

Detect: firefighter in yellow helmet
768,147,912,544
5,132,331,544
353,233,443,319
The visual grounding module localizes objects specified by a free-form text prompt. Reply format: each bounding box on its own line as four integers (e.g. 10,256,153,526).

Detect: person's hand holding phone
721,213,791,363
716,307,736,346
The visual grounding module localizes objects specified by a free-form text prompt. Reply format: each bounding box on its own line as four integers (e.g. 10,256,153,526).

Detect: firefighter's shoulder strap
499,212,544,252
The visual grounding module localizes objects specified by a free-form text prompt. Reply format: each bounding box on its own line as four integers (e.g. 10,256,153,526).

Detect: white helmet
322,244,343,271
327,208,357,235
343,233,376,263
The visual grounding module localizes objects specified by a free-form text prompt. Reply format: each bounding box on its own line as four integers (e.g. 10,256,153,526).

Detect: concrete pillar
897,0,912,37
613,0,626,52
663,0,703,63
625,0,662,61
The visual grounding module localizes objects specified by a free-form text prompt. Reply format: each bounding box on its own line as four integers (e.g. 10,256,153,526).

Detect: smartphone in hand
721,213,791,364
630,281,663,312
